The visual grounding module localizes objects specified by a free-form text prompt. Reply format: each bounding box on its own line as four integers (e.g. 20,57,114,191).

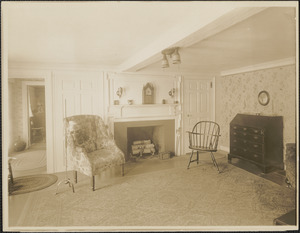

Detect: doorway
7,79,47,177
14,80,47,176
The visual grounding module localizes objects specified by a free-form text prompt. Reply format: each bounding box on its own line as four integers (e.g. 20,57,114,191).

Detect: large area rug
10,150,46,171
10,174,58,195
16,157,296,228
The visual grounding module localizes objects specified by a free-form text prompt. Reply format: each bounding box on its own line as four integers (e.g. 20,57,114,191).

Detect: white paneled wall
107,73,180,105
52,71,104,172
8,68,184,173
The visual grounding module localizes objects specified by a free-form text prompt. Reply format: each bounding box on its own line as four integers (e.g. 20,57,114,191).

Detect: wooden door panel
183,78,214,154
62,79,78,90
81,94,93,115
63,94,80,117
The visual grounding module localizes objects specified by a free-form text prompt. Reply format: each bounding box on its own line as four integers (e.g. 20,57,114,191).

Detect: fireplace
114,120,175,161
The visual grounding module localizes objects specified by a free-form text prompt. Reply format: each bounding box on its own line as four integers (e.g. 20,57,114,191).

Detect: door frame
22,81,45,148
182,75,216,154
9,69,54,173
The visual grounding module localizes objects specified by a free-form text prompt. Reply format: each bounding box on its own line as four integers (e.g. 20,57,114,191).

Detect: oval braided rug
10,174,58,195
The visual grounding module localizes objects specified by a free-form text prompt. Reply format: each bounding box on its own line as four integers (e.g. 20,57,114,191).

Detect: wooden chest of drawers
228,114,283,173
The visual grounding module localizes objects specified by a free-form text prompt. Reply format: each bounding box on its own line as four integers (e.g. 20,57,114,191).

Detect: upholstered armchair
64,115,125,191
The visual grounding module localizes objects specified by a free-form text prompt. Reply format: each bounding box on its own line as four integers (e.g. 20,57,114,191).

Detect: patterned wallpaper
216,65,296,151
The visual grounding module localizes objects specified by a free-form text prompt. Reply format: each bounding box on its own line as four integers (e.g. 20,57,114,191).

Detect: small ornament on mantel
142,83,155,104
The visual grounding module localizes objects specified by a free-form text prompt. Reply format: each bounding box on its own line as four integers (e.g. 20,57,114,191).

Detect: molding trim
8,62,116,72
221,57,296,76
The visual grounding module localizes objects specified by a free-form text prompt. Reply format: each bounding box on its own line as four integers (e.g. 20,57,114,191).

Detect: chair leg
91,176,95,191
121,164,124,176
210,152,220,173
8,162,14,184
197,151,199,164
8,162,14,195
73,170,77,183
187,150,194,169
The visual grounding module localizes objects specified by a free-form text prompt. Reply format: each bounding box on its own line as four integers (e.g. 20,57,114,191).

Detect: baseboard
219,146,229,153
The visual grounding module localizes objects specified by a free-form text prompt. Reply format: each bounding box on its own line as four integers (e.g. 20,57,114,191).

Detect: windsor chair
186,121,221,172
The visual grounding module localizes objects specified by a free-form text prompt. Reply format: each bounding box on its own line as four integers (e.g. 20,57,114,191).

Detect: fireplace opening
114,120,175,161
127,126,165,157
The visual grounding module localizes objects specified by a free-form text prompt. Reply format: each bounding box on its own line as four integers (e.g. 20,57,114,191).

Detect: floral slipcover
64,115,125,177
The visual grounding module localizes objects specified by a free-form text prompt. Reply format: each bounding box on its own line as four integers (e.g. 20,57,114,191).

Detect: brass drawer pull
243,127,247,131
253,154,259,158
253,144,259,148
243,133,247,136
253,136,258,140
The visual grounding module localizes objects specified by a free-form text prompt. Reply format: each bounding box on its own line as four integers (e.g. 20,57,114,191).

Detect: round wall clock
258,91,270,106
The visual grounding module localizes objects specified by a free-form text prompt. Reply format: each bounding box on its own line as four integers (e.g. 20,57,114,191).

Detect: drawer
248,127,264,135
248,141,264,154
231,125,248,132
246,134,264,143
230,146,249,158
231,130,248,138
230,137,247,147
231,125,264,135
249,152,264,163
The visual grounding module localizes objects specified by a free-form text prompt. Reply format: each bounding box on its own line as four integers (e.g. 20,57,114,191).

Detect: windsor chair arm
186,131,221,136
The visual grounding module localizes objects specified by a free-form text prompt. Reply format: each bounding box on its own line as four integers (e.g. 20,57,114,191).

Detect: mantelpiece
107,103,182,156
106,73,183,155
108,103,181,119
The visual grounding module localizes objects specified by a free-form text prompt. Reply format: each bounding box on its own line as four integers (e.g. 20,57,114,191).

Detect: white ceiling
141,7,297,75
5,2,297,75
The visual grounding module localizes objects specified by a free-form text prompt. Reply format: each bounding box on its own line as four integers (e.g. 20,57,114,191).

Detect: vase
14,136,26,152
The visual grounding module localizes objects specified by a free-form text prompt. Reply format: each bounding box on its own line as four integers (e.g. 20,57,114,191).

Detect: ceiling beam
118,7,267,73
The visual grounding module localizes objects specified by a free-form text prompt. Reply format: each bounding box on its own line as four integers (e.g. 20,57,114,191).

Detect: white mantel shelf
111,103,180,107
112,115,179,122
108,103,181,120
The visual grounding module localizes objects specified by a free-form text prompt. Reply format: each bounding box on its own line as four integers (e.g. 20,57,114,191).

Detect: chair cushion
87,149,124,174
82,140,97,153
71,122,97,153
73,128,89,144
